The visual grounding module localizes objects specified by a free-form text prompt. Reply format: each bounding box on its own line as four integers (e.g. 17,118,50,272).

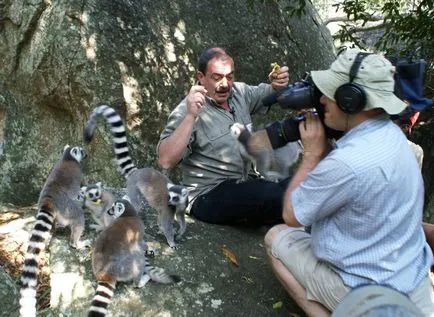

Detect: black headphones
334,52,372,114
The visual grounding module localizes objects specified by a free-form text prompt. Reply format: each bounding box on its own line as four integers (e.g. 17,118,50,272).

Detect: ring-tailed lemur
83,105,189,248
19,145,91,317
78,184,155,255
87,198,180,317
230,122,302,182
127,167,188,248
78,182,116,232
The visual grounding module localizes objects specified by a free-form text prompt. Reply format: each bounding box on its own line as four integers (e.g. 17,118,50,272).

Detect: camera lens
265,116,304,149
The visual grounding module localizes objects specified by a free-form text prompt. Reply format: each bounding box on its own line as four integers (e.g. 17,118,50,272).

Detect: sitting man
265,49,434,316
157,47,292,225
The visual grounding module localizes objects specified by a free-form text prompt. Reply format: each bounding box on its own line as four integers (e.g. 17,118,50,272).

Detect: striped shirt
292,114,432,293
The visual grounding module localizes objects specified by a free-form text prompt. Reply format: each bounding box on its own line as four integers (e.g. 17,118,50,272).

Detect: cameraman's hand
269,66,289,90
186,85,207,118
299,112,328,160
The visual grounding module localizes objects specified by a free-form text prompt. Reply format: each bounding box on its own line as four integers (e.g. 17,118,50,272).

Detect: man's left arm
283,155,322,227
282,112,330,227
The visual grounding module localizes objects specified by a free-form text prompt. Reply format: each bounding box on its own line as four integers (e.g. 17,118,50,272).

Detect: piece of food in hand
271,62,281,74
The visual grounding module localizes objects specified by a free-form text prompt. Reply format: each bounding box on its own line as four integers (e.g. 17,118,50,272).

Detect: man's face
197,57,234,105
320,94,349,131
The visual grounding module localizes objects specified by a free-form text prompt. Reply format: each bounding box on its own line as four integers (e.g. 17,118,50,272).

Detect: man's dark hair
197,47,232,74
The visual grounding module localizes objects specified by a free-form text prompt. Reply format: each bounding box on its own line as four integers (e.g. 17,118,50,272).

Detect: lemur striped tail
19,206,55,317
87,281,116,317
145,262,181,284
84,105,137,177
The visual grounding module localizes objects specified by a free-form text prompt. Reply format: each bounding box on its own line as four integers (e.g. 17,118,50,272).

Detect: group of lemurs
19,105,188,317
18,105,302,317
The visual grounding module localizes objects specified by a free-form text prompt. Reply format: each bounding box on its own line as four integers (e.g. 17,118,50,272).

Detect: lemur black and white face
81,182,103,205
230,122,244,139
107,201,126,219
167,184,188,206
64,145,87,162
77,187,86,203
230,122,253,140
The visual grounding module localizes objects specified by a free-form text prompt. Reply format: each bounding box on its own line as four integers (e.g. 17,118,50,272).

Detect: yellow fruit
271,62,280,73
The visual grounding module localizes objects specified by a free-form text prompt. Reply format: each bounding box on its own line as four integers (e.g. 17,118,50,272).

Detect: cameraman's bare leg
423,222,434,256
265,225,331,317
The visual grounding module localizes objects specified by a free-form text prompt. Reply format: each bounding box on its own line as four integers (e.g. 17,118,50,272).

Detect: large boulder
0,0,335,206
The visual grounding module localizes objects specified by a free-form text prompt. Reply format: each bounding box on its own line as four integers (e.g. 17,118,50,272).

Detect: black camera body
262,78,320,112
262,76,343,149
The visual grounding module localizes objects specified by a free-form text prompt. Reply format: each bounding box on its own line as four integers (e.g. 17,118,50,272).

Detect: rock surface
0,197,307,317
0,0,335,205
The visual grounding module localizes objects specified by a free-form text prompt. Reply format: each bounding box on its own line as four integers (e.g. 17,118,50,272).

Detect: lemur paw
236,178,248,184
145,249,155,257
89,223,104,232
169,244,179,250
70,239,92,250
136,273,151,288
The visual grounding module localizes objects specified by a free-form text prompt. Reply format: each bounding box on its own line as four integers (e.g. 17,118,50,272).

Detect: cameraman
265,49,434,316
157,47,292,225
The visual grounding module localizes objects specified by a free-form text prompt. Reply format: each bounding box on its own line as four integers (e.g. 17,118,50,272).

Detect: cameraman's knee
265,224,289,251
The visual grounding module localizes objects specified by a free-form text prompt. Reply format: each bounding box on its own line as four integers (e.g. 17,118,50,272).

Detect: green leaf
273,301,283,309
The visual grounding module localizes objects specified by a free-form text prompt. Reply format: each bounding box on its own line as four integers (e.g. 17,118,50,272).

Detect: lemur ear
246,123,253,132
121,194,131,203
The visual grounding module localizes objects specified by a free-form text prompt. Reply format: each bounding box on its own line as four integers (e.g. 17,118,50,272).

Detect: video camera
262,74,343,149
263,54,432,150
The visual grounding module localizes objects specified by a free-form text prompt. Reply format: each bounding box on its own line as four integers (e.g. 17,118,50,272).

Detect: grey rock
0,0,334,206
48,211,303,316
0,199,305,317
0,265,20,316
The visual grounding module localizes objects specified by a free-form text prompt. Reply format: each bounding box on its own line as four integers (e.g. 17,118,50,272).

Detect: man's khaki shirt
158,82,273,210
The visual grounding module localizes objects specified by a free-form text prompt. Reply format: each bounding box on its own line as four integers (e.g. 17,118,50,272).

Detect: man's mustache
215,88,229,93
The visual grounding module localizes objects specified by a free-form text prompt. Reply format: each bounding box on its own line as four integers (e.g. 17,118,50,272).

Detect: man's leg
191,178,290,225
264,224,331,317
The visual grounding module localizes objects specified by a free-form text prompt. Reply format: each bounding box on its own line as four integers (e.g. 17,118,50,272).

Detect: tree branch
324,15,384,25
345,22,387,34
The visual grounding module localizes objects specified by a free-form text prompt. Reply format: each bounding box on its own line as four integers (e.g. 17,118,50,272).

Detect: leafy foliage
330,0,432,97
334,0,433,58
251,0,432,95
252,0,432,56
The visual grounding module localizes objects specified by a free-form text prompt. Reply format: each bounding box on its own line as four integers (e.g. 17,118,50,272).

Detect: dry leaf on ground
222,247,239,267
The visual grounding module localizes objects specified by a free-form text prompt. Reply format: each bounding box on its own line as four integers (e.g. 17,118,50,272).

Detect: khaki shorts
271,227,350,311
271,227,434,315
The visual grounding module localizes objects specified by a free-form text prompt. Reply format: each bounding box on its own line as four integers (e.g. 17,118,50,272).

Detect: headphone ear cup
334,83,366,114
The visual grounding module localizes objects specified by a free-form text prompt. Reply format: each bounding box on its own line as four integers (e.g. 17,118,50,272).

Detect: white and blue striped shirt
292,114,432,293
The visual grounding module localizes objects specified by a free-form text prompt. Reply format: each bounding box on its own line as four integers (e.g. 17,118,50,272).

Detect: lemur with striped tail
83,105,189,249
88,198,180,317
19,145,90,317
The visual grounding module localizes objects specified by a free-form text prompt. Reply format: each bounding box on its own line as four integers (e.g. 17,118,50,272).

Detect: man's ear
197,71,205,84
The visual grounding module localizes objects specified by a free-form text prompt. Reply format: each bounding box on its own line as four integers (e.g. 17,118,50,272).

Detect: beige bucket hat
311,48,407,115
